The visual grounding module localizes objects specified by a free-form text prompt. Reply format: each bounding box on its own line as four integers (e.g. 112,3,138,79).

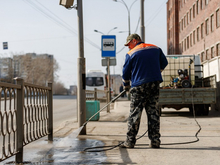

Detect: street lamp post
113,0,138,35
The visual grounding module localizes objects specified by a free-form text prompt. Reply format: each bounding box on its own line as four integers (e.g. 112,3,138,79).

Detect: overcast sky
0,0,168,88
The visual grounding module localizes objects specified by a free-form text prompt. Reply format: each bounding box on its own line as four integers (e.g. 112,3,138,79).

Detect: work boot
120,141,134,148
149,141,160,148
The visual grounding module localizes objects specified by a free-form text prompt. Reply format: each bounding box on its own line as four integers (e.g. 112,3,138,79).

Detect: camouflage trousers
125,81,161,146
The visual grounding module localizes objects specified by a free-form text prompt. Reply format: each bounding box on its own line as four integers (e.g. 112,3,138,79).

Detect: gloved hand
124,85,130,92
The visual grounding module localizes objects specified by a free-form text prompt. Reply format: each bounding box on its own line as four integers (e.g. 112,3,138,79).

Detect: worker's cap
124,33,141,46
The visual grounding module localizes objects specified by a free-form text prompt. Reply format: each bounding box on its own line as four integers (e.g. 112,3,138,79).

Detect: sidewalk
79,98,220,165
2,98,220,165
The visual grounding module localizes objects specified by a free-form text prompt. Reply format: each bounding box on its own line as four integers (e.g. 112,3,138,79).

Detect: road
53,95,108,133
53,95,78,132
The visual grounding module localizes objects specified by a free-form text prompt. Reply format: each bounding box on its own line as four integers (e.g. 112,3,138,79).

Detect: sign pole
107,57,110,112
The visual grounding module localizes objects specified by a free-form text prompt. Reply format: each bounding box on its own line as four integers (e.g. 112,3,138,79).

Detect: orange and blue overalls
122,42,168,88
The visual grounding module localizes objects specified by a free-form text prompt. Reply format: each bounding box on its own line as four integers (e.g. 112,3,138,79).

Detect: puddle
4,139,107,165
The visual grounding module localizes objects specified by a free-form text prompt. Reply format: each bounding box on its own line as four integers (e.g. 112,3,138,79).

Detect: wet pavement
3,137,107,165
2,98,220,165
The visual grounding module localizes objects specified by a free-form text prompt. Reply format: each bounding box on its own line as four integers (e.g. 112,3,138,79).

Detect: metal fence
85,88,108,102
85,88,111,112
0,78,53,163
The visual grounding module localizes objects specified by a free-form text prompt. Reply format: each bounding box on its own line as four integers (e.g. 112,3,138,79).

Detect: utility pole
140,0,145,42
77,0,86,135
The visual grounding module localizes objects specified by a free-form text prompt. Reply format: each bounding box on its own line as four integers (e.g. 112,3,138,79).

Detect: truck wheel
202,104,209,116
189,106,193,115
194,105,202,116
181,79,192,88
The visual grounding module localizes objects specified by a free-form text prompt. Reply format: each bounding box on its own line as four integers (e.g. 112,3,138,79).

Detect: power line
145,0,167,26
22,0,101,50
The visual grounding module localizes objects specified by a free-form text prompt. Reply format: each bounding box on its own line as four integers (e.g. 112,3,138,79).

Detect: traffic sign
101,58,116,66
3,42,8,50
101,35,116,57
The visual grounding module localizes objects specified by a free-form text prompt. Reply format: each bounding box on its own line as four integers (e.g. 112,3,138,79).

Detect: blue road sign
101,35,116,57
3,42,8,50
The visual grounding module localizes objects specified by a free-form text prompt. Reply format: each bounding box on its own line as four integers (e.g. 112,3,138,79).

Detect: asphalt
2,97,220,165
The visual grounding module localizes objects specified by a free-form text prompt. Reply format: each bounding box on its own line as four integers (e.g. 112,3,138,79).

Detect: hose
82,86,201,152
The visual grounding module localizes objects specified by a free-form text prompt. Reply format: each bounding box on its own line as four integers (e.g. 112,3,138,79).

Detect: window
182,19,184,30
193,30,196,44
190,33,192,47
201,23,204,38
86,77,104,86
200,0,203,10
193,4,196,18
187,36,189,49
196,0,199,14
205,19,209,35
184,16,186,27
205,0,209,6
211,14,214,32
217,9,220,28
182,41,184,53
197,27,200,41
206,49,209,60
201,52,205,62
187,12,189,24
184,38,186,51
190,8,192,21
217,43,220,56
211,47,215,58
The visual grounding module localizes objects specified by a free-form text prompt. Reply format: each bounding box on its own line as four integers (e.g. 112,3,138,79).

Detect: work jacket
122,42,168,88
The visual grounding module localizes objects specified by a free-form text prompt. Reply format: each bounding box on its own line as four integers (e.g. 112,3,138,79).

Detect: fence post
15,78,24,164
48,83,53,141
94,88,97,100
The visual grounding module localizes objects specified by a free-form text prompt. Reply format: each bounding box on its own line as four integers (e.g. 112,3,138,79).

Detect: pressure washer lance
80,90,127,131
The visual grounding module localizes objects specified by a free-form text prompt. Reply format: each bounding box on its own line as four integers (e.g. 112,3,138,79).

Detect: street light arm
129,0,138,11
94,29,105,35
113,0,138,35
107,27,117,35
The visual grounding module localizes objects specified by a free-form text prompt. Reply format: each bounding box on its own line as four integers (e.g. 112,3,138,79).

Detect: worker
121,33,168,148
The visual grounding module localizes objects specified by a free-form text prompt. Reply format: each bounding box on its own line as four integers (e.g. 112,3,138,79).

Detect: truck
159,55,216,116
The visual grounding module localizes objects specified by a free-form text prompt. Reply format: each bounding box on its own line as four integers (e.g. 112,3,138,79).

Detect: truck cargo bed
159,88,216,105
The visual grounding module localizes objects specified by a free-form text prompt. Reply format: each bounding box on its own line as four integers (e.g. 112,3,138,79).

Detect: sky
0,0,168,88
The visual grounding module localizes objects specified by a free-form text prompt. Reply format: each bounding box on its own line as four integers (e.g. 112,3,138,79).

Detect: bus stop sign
101,35,116,57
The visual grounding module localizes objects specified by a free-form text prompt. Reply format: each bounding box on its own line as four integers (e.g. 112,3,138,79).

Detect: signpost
101,35,116,57
101,35,116,112
3,42,8,50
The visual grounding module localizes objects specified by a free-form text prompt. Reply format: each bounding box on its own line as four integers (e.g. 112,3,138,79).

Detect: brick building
167,0,220,110
167,0,180,54
167,0,220,62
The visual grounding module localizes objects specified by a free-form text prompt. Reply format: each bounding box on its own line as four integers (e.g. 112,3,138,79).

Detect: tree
53,81,67,95
14,53,59,86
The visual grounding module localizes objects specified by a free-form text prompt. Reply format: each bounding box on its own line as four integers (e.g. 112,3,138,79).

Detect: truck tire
189,105,201,116
192,104,209,116
181,79,192,88
202,104,209,116
189,106,193,115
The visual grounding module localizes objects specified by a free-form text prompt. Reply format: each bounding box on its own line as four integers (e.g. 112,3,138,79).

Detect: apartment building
0,58,13,82
0,53,54,85
167,0,220,62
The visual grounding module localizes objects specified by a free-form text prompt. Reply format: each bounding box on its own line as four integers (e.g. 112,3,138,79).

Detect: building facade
167,0,220,63
167,0,180,54
0,53,54,85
